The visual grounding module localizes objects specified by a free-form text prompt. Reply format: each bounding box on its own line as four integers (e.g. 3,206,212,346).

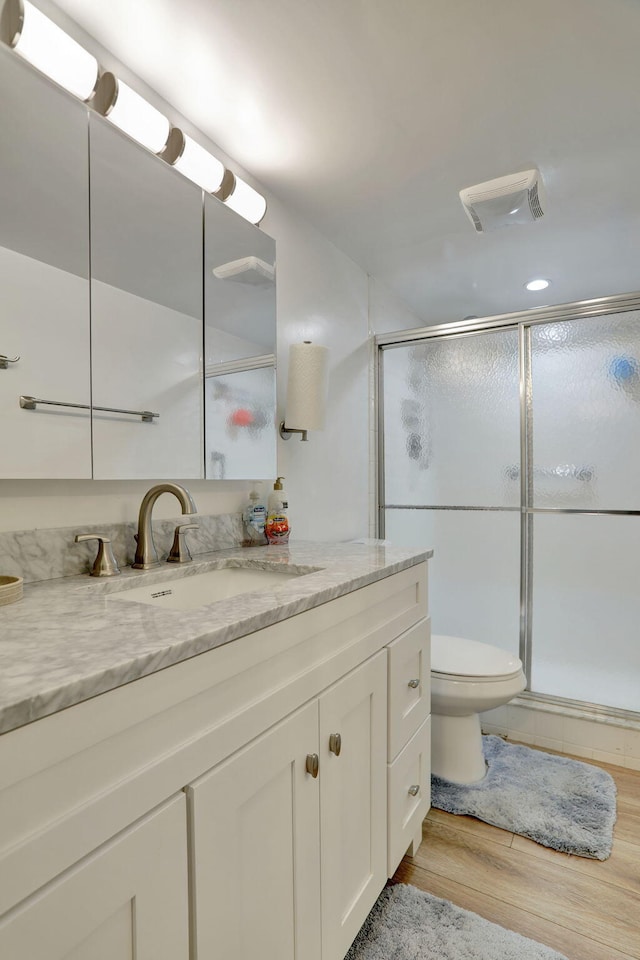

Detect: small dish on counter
0,575,23,606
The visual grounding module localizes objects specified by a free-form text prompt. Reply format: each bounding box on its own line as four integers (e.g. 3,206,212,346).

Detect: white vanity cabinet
0,562,429,960
188,700,323,960
0,796,189,960
386,618,432,874
189,651,388,960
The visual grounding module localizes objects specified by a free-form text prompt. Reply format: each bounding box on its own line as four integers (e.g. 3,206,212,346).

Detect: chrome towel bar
19,395,159,421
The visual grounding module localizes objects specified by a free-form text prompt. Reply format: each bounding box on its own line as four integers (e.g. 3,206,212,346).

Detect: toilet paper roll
285,341,329,431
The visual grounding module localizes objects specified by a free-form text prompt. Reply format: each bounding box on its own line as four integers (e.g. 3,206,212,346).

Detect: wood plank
426,806,514,846
586,761,640,807
392,859,637,960
414,819,640,957
616,799,640,846
511,832,639,894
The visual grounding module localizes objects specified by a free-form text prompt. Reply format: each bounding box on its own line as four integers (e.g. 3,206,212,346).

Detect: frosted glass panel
205,366,276,479
383,332,520,506
531,311,640,509
384,509,521,657
531,514,640,711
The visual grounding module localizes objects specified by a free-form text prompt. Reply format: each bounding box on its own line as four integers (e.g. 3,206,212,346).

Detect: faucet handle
167,523,199,564
75,534,121,577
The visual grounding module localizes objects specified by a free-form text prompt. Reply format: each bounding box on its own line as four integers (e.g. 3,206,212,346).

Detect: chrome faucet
132,482,197,570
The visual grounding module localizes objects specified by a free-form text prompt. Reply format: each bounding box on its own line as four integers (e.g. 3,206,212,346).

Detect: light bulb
224,175,267,225
525,278,550,292
167,129,225,192
4,0,98,100
95,73,170,154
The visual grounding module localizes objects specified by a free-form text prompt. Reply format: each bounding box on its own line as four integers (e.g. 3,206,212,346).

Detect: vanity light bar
93,71,171,155
0,0,98,101
217,171,267,225
162,128,225,193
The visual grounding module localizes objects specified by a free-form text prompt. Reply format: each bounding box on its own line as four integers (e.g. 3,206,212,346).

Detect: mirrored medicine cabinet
0,44,277,481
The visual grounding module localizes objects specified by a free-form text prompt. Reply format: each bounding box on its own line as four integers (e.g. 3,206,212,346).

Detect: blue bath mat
431,735,617,860
345,883,569,960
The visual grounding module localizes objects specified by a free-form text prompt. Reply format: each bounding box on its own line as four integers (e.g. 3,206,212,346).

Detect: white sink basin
112,566,304,612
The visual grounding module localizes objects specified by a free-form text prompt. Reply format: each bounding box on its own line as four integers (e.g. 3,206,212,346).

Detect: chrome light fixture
216,170,267,225
280,341,329,442
93,71,170,154
1,0,98,100
161,127,225,193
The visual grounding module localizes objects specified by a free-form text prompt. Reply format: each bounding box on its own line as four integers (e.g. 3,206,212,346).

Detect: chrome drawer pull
306,754,319,778
408,784,420,797
407,678,420,689
329,733,342,756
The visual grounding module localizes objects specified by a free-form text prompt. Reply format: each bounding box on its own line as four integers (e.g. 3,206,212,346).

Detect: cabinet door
188,701,321,960
0,47,91,479
319,651,388,960
204,194,277,480
89,115,203,479
0,795,188,960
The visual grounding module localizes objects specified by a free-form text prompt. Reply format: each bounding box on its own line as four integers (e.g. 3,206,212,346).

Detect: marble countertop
0,540,431,735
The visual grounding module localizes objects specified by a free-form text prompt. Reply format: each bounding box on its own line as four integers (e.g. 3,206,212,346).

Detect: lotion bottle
265,476,290,545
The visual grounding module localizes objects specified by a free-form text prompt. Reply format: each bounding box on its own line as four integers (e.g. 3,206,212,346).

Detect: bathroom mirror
204,194,277,479
0,45,92,478
89,115,204,479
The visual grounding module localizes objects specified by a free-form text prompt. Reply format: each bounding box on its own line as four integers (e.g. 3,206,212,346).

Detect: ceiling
52,0,640,324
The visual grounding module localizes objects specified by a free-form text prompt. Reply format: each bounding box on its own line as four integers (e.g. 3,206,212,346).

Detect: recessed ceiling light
525,278,550,292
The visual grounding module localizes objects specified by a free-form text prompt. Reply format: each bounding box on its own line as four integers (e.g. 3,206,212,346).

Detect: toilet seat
431,634,523,681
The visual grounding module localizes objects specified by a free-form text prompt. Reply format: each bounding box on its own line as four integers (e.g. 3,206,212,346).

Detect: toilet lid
431,634,522,678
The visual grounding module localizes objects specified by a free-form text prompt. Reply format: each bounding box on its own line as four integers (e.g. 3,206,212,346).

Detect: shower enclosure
377,293,640,719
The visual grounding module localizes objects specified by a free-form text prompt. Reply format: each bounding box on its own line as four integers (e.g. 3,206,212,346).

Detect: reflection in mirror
0,46,91,478
89,115,204,480
204,194,277,479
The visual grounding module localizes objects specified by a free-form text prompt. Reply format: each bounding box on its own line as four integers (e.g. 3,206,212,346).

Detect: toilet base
431,712,487,784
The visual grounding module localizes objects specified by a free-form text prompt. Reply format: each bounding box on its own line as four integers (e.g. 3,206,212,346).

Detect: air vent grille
459,169,545,233
529,182,544,219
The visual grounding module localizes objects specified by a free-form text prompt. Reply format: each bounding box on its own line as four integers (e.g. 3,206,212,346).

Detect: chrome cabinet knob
407,678,420,689
408,784,420,797
329,733,342,756
306,754,319,778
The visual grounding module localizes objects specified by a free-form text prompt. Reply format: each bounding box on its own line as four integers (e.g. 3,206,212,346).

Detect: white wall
0,8,424,541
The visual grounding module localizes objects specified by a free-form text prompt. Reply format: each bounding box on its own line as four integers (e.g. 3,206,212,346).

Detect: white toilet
431,634,526,784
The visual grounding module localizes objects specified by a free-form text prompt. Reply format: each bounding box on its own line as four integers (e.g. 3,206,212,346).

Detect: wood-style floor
392,745,640,960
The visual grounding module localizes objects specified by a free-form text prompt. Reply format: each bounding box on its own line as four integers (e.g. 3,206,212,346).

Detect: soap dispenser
265,476,290,545
242,485,267,546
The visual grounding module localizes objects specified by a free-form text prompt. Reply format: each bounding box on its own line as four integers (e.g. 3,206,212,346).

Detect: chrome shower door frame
375,290,640,723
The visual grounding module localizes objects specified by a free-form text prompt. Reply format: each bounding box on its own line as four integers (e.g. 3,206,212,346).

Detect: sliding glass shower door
381,329,522,658
528,312,640,711
379,301,640,715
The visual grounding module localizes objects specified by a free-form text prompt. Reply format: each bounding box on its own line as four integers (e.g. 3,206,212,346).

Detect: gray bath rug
432,735,616,860
345,883,568,960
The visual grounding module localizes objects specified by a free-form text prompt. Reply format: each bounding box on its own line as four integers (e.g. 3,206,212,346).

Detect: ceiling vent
459,169,545,233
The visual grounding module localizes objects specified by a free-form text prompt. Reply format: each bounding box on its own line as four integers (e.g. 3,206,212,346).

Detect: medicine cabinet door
204,194,277,480
89,115,204,480
0,47,91,478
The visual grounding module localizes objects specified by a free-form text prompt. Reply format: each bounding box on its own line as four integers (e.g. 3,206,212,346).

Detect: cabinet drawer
387,717,431,877
387,618,431,761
